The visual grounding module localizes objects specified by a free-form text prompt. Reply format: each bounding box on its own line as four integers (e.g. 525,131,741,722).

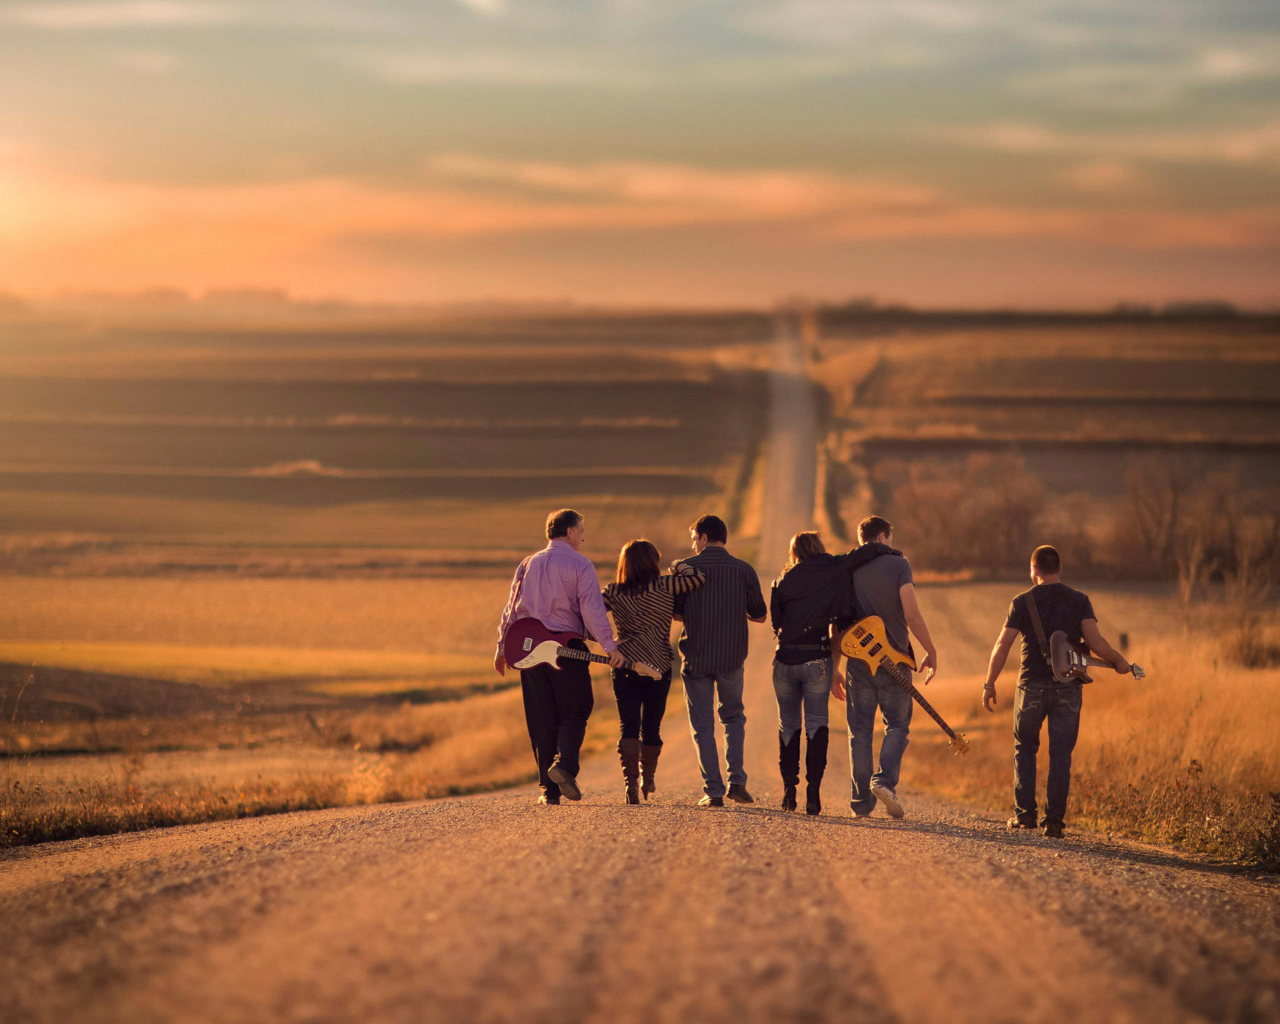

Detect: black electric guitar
1050,631,1146,683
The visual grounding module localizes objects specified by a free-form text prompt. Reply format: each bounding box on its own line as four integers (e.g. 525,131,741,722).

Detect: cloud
953,118,1280,173
424,154,937,216
1059,160,1151,194
353,50,641,87
1,1,237,29
1012,45,1280,111
452,0,505,17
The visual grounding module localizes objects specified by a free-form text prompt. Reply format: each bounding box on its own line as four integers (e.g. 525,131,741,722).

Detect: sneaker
1006,816,1037,829
546,765,581,801
1043,821,1065,839
726,784,754,805
537,794,560,806
698,795,725,808
869,783,903,819
851,811,872,819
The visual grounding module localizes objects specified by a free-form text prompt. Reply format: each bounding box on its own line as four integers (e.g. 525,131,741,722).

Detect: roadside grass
0,641,492,691
904,642,1280,870
0,675,625,848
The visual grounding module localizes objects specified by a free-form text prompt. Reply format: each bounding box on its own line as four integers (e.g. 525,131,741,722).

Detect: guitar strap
1025,588,1052,662
1026,589,1076,683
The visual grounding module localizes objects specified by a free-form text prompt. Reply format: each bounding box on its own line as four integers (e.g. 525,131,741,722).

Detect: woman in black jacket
769,531,849,814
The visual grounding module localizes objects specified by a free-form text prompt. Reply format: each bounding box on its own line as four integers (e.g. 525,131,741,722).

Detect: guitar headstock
949,733,969,757
1130,663,1146,680
635,662,662,680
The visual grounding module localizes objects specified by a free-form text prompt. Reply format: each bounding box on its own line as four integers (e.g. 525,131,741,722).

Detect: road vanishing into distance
2,317,1278,1024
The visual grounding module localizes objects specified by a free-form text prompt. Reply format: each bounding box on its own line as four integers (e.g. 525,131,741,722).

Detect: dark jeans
520,639,594,799
1013,683,1083,827
612,667,672,746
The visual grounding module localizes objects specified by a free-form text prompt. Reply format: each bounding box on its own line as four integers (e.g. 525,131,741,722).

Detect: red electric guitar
503,618,661,679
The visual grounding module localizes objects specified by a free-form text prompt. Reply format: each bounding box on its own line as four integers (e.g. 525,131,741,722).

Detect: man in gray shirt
832,515,939,819
674,514,767,807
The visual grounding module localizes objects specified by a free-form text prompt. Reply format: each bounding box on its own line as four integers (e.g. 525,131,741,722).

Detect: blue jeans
846,659,912,815
772,658,830,741
1013,683,1082,827
683,665,746,798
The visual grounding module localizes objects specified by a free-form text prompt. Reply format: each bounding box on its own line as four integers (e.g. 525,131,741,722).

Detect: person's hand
831,668,846,702
608,649,626,669
918,650,937,684
494,652,507,677
982,684,997,712
1113,658,1132,676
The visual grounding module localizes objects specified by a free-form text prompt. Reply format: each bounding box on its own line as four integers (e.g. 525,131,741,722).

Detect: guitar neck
556,646,632,670
882,658,957,741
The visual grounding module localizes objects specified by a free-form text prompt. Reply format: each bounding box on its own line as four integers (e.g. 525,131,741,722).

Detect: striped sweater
602,562,706,674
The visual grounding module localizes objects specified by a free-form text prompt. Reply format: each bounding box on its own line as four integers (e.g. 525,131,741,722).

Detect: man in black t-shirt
981,545,1130,838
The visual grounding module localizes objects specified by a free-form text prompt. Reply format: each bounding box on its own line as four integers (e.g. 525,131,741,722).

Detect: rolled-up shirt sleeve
577,561,618,651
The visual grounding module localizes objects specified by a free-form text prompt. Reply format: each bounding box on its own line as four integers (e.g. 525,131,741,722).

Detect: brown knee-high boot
639,743,662,800
618,738,641,804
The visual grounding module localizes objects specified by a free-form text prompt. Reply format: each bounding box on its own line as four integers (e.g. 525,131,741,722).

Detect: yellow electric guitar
838,615,969,757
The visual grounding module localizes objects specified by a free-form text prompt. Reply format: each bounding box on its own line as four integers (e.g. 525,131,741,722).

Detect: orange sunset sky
2,0,1279,308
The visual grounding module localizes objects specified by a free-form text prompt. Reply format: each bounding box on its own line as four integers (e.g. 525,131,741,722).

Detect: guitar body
504,617,584,671
503,617,661,679
837,615,969,757
1050,630,1146,682
839,615,916,676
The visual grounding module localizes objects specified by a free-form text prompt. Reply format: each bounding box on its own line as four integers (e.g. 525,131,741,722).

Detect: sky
1,0,1279,309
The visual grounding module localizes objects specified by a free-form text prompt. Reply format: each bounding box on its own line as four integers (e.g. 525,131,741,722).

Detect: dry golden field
813,319,1280,580
0,311,771,845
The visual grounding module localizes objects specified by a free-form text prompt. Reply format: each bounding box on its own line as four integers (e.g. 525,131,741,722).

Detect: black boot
779,730,801,812
618,738,641,805
805,726,829,816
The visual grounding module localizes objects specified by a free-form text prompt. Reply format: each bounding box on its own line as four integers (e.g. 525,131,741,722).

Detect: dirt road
2,319,1278,1024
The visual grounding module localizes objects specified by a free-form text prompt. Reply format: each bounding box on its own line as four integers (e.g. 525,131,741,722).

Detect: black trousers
612,667,673,746
520,639,594,798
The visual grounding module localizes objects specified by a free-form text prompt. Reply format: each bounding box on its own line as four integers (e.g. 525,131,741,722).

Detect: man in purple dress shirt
496,509,624,804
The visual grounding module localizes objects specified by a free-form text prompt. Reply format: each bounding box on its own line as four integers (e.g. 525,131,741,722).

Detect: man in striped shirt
496,509,624,805
674,514,768,807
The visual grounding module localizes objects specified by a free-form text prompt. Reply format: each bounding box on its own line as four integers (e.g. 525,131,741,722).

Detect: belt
779,643,829,651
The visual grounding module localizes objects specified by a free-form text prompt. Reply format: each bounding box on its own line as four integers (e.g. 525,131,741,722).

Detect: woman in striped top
602,540,705,804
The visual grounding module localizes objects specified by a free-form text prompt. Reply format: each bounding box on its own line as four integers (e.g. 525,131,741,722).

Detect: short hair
616,539,661,595
1031,545,1061,575
546,508,583,540
858,515,893,544
691,514,728,544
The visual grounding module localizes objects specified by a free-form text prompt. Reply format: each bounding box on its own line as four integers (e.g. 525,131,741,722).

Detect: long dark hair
616,539,661,596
